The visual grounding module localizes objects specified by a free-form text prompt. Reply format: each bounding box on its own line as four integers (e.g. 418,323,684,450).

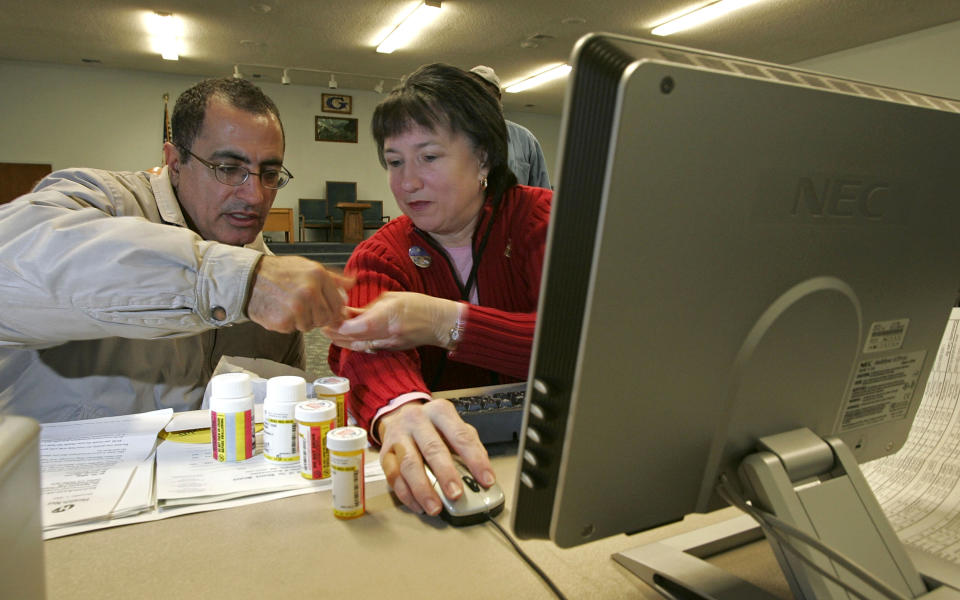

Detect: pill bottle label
314,377,350,428
263,413,298,462
211,409,254,462
330,448,365,518
298,420,334,479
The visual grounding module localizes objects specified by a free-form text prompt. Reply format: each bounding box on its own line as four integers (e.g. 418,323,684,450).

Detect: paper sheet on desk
39,409,172,529
156,439,324,505
44,442,385,540
864,307,960,562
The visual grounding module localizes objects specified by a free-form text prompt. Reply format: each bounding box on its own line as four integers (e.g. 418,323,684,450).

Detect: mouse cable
485,514,569,600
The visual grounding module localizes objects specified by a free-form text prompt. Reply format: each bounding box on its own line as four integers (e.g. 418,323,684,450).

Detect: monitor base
615,428,960,600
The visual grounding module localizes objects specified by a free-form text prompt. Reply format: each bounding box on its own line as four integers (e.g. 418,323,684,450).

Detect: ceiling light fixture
375,1,441,54
146,11,183,61
233,65,244,79
281,69,291,85
328,74,338,89
651,0,763,36
504,64,572,94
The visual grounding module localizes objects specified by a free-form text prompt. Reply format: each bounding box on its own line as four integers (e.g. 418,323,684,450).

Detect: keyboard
435,382,526,445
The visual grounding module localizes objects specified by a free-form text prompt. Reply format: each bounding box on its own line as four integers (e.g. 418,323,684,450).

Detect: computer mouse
423,457,505,526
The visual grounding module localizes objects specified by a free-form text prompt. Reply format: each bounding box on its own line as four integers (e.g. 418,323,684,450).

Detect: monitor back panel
513,33,960,548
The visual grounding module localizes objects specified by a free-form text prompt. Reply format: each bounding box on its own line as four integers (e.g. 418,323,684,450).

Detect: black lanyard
416,197,503,302
417,196,504,389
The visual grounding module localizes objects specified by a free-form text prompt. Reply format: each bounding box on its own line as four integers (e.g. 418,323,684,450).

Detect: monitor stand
614,428,960,599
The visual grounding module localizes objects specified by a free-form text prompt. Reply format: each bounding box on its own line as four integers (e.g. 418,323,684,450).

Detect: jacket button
212,306,226,321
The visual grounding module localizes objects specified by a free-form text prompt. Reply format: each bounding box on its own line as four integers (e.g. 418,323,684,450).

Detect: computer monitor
511,33,960,598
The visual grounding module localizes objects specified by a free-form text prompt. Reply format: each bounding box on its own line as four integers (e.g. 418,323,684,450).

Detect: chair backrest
361,201,383,221
299,198,329,221
326,181,357,205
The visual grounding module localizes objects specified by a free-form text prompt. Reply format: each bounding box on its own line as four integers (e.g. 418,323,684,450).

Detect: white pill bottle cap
210,373,254,413
296,400,337,422
327,426,366,451
265,376,307,408
313,376,349,395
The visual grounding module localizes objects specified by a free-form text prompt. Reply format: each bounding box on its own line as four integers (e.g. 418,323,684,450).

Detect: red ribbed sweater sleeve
328,185,552,432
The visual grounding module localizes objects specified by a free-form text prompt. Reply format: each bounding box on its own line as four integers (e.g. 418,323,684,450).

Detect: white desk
44,452,791,599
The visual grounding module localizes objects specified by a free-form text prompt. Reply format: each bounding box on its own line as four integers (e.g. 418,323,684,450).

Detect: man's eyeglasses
186,150,293,190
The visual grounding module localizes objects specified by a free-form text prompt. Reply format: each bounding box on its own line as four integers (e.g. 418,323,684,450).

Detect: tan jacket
0,167,303,422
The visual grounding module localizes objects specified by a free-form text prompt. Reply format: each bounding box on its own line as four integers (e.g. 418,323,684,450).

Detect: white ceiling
3,0,960,115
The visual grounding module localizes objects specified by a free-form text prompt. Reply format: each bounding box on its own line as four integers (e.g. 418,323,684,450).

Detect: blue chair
361,201,390,231
298,199,333,241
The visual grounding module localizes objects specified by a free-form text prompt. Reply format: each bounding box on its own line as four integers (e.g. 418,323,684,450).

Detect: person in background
469,65,551,189
325,63,551,519
0,77,350,423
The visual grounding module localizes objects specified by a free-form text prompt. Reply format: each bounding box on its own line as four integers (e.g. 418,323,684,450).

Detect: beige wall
0,59,562,232
795,20,960,99
3,18,958,230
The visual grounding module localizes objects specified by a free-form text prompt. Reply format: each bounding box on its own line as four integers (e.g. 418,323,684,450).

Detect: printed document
40,409,171,530
864,307,960,562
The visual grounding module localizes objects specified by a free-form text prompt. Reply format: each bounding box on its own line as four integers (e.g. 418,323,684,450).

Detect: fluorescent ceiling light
375,1,441,54
504,64,572,94
145,12,183,60
651,0,763,36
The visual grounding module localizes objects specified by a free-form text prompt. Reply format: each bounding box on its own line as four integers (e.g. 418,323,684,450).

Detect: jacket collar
150,166,188,228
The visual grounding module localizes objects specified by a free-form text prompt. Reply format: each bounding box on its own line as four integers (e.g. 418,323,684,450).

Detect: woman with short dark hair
326,63,552,519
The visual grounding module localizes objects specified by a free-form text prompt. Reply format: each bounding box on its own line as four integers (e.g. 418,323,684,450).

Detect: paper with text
40,409,171,529
864,307,960,562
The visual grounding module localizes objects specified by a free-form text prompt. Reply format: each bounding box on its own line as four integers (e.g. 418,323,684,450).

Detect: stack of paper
864,307,960,563
156,435,328,507
40,409,171,535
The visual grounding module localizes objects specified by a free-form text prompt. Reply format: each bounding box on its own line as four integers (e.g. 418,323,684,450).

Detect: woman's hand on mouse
377,398,495,516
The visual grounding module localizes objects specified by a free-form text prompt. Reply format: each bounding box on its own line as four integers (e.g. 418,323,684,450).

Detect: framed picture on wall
315,116,358,143
321,93,352,114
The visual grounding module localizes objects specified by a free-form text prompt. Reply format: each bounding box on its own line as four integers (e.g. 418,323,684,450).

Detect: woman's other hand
324,291,461,352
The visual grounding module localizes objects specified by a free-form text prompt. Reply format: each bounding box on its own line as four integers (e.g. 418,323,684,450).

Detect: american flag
161,93,172,164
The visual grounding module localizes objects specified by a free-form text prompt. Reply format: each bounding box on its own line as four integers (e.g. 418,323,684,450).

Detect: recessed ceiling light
561,17,586,25
250,4,272,14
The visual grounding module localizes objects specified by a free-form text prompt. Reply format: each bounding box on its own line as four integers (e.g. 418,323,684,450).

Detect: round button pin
409,246,432,268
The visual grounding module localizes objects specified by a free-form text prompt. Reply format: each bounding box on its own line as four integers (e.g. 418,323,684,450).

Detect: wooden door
0,163,52,205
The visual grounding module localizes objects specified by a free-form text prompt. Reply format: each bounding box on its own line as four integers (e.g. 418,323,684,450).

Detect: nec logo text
791,176,890,220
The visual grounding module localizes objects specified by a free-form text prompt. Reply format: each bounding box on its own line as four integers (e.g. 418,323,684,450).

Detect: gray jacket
0,167,303,422
506,120,551,189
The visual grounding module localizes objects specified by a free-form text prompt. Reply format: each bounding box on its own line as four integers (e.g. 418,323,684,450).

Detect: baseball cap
470,65,501,89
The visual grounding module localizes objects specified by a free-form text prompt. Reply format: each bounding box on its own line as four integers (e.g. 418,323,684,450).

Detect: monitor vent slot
767,68,800,84
693,55,735,72
733,62,766,78
656,46,960,115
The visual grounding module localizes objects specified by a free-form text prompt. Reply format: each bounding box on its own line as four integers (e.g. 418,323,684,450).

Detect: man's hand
247,255,353,332
323,291,461,352
378,399,495,516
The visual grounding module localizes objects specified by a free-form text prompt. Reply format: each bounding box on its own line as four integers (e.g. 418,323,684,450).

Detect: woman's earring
479,175,488,191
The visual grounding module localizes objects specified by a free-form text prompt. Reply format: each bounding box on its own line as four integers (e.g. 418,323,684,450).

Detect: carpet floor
304,328,335,379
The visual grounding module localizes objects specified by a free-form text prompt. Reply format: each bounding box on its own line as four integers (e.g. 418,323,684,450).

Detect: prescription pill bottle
296,400,336,479
209,373,255,462
327,427,367,519
263,376,305,463
313,376,350,428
